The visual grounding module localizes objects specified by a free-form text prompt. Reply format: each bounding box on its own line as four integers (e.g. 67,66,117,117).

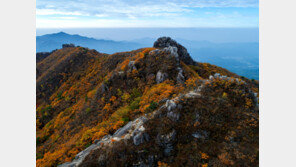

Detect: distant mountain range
36,32,258,80
36,32,144,53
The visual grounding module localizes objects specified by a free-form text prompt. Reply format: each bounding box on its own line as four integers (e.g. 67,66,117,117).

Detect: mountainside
36,32,143,54
36,37,259,167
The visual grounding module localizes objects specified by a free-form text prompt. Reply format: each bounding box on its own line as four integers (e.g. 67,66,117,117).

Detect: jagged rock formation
153,37,195,65
62,43,75,48
36,37,259,167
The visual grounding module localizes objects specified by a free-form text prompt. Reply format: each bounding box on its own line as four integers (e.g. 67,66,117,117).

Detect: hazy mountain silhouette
36,32,144,53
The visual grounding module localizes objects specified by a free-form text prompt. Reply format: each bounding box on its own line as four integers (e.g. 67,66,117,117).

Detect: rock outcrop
62,43,75,48
153,37,195,65
156,71,168,84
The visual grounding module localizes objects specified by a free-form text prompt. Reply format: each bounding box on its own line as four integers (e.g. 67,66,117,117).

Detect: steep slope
36,32,143,53
36,37,259,167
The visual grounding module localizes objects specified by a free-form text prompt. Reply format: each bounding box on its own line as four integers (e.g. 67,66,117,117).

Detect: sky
36,0,259,28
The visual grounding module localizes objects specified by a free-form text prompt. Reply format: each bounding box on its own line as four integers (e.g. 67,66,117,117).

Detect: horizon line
36,27,259,29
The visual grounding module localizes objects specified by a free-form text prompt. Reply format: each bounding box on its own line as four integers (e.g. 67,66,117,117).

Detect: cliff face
36,37,259,167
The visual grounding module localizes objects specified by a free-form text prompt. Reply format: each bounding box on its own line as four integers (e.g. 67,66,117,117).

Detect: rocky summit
36,37,259,167
153,37,195,65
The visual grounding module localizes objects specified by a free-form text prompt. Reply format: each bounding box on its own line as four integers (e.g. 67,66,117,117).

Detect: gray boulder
192,130,208,139
156,71,168,84
128,61,137,72
163,46,179,60
167,111,180,122
133,132,150,146
113,121,133,137
165,100,176,111
156,129,177,156
176,67,185,84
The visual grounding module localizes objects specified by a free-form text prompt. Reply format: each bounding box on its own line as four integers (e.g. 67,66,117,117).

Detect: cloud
36,0,258,28
36,0,258,18
37,14,258,28
36,9,85,16
53,16,78,20
95,14,109,18
182,0,258,7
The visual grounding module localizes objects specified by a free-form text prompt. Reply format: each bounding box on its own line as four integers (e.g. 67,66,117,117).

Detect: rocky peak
153,37,195,65
62,43,75,48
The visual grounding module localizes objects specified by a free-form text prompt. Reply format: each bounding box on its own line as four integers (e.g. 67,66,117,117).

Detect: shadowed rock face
153,37,195,65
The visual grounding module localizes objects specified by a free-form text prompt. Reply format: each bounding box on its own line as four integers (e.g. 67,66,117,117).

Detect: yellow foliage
201,152,209,159
202,163,208,167
181,61,201,79
134,52,145,63
103,103,111,111
122,93,131,102
92,106,130,140
139,81,175,112
142,47,155,54
218,152,234,165
87,89,96,98
131,69,138,76
120,59,130,71
110,96,117,102
158,161,169,167
222,92,228,99
185,77,199,88
245,98,253,108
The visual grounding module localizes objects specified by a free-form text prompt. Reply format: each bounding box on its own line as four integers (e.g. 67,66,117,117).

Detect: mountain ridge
36,37,259,167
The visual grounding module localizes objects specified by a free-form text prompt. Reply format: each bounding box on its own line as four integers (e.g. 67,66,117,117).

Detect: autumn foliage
36,46,258,167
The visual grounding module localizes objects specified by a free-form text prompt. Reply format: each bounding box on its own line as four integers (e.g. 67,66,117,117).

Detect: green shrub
40,105,52,117
131,88,141,99
86,108,91,113
129,97,141,110
36,135,50,146
36,137,41,146
121,117,130,123
36,153,44,160
146,101,158,112
57,91,63,100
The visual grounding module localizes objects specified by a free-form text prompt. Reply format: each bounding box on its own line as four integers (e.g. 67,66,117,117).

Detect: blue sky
36,0,259,28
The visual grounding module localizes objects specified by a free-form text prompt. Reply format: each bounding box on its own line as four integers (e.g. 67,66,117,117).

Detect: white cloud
95,14,109,18
36,9,85,16
36,0,258,18
53,16,78,20
36,14,258,28
36,0,258,28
